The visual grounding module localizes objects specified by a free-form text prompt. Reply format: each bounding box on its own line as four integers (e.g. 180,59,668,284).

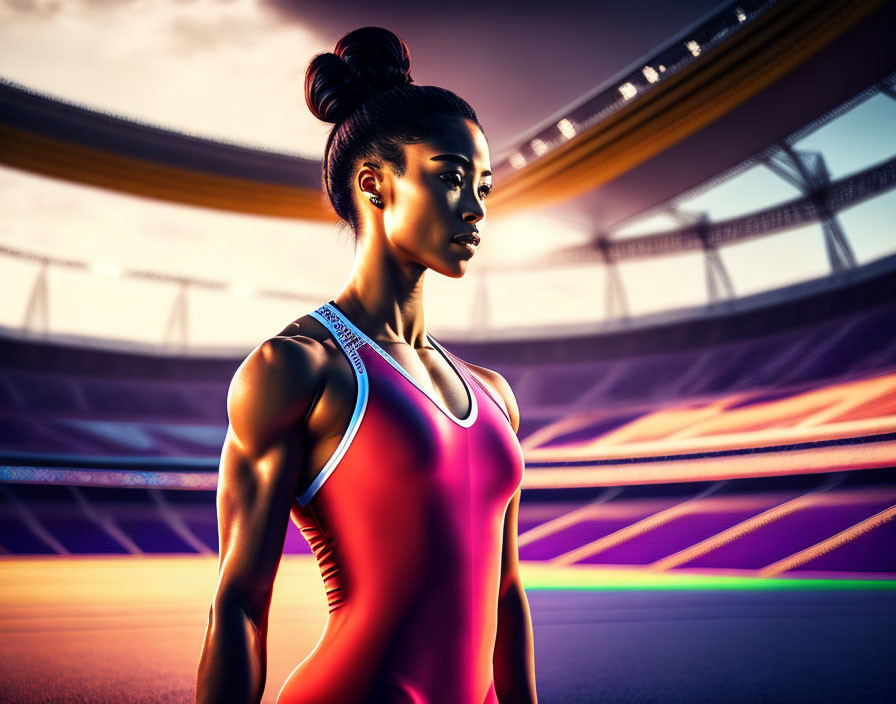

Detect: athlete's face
377,118,491,277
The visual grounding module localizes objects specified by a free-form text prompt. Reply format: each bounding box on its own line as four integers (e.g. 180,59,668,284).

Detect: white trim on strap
296,305,369,507
324,302,478,428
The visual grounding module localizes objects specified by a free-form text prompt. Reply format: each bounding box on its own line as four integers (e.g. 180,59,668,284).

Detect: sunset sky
1,0,894,349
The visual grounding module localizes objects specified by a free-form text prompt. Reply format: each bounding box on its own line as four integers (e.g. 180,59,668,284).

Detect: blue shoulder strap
296,303,369,507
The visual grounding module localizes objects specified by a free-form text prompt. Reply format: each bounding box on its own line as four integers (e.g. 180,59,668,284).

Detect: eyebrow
430,154,492,178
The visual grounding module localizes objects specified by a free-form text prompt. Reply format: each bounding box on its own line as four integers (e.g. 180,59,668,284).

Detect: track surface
1,556,893,703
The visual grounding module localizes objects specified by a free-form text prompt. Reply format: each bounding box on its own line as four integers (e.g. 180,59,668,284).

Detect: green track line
519,568,896,591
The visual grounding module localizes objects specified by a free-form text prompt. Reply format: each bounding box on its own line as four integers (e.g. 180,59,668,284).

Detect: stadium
1,1,895,702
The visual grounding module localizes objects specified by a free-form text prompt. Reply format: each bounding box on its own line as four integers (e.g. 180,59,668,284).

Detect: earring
367,194,383,209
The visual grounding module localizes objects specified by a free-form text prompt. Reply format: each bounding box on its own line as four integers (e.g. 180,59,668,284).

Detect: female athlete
195,26,537,704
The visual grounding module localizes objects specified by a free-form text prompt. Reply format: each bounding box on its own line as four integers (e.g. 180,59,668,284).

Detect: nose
463,196,485,225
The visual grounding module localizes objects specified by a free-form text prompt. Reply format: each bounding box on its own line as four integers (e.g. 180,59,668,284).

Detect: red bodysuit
276,301,525,704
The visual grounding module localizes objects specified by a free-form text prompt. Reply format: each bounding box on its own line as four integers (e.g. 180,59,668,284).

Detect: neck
333,231,429,349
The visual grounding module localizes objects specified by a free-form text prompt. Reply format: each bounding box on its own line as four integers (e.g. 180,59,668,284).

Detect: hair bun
305,26,413,125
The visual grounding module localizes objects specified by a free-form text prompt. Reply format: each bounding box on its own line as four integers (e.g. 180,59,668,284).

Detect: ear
357,160,384,202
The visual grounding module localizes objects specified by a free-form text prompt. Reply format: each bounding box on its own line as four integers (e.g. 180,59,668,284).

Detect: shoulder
227,319,330,458
461,361,520,434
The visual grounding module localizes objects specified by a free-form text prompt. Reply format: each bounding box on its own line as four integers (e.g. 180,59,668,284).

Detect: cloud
165,13,275,55
1,0,63,19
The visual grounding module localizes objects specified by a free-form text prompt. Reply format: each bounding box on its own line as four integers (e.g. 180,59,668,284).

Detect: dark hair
305,26,485,246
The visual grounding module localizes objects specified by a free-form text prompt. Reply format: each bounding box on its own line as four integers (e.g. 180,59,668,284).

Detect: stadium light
618,82,638,101
557,119,577,140
642,66,660,84
530,138,548,156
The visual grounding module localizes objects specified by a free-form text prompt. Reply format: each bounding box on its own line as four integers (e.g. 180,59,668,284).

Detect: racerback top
276,300,525,704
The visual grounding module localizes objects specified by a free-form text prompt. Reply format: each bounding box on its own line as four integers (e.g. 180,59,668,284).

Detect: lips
452,233,480,246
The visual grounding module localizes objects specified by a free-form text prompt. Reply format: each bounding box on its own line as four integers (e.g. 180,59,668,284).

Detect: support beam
765,144,856,273
696,217,735,302
596,236,629,320
163,281,190,352
22,260,50,334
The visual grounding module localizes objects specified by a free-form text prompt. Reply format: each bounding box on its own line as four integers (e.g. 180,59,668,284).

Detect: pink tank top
276,301,525,704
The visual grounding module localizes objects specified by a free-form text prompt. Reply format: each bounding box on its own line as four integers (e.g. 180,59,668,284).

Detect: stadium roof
1,0,895,350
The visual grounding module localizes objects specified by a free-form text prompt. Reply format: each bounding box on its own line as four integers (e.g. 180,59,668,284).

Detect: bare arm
195,337,323,704
474,366,538,703
493,488,538,703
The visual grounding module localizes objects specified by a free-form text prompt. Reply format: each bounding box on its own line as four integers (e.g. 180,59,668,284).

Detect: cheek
389,181,426,226
389,183,445,235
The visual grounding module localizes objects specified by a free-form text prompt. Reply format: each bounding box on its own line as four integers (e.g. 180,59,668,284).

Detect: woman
195,26,537,704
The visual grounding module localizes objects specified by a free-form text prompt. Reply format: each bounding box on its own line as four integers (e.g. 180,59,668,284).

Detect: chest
359,350,523,502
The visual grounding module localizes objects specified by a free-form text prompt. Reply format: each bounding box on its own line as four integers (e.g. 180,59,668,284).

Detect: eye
440,172,463,188
440,172,491,200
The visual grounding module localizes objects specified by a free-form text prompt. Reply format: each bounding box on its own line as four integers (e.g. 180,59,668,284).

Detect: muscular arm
195,337,323,704
493,488,538,704
472,366,539,703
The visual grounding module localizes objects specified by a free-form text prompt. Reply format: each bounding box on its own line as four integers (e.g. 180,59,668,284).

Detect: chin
425,253,469,278
441,260,470,278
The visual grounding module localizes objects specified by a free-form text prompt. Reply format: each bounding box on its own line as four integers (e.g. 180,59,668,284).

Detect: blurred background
1,1,895,702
